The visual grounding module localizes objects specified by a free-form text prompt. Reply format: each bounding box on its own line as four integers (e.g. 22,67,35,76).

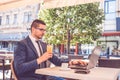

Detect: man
14,19,64,80
14,19,86,80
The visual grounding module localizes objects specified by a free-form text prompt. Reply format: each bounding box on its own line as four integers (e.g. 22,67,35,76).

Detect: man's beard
38,35,43,39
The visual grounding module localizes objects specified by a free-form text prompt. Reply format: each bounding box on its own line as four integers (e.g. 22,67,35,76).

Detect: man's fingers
69,60,88,66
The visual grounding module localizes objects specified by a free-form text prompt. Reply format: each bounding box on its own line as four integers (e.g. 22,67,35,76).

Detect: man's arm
14,41,39,75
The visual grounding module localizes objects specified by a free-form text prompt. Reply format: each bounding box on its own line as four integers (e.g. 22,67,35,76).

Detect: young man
14,19,86,80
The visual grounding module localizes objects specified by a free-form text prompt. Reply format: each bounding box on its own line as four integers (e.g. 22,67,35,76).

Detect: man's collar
29,34,42,41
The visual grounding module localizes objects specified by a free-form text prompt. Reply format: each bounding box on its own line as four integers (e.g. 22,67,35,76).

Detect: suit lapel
27,36,39,58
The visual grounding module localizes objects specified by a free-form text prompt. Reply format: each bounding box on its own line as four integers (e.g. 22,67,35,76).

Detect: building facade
98,0,120,55
0,0,40,51
0,0,120,55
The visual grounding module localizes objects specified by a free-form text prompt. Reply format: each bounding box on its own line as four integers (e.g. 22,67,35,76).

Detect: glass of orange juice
47,45,53,53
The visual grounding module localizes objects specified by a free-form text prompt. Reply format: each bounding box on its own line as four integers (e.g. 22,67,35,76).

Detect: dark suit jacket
14,36,63,80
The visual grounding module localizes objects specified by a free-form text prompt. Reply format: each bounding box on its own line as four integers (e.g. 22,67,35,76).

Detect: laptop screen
87,46,102,69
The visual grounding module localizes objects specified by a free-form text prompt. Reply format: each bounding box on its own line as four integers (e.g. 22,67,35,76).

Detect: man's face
32,24,46,39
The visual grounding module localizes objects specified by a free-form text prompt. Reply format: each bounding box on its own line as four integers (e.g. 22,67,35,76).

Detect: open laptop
69,46,102,70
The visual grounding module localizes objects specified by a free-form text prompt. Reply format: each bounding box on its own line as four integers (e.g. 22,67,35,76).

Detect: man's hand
37,52,53,64
69,59,88,66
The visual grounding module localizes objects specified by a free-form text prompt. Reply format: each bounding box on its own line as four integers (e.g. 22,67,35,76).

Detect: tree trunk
66,29,70,54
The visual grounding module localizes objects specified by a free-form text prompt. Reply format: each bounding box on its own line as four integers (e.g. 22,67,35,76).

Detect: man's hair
30,19,46,31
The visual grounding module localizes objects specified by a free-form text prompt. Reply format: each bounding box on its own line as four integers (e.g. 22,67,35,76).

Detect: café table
35,66,120,80
0,53,13,80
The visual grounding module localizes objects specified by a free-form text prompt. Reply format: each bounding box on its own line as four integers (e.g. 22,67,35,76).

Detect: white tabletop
35,67,120,80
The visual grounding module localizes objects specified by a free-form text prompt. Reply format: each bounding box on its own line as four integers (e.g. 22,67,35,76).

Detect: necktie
36,40,43,56
36,40,46,68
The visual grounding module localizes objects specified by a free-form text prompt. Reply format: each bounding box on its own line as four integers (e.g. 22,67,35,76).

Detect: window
13,14,17,24
104,0,116,20
2,41,8,48
23,11,32,23
104,0,116,14
28,12,32,22
0,16,2,25
6,15,10,24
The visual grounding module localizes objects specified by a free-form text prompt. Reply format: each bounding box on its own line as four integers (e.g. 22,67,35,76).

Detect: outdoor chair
0,57,11,80
10,60,18,80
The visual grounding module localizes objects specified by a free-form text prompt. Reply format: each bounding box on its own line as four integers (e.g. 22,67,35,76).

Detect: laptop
69,46,102,70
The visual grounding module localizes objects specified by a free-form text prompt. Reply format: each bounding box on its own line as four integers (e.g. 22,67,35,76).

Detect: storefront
0,32,28,51
98,31,120,56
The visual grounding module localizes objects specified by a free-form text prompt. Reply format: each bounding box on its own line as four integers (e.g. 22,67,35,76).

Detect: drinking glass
47,45,53,53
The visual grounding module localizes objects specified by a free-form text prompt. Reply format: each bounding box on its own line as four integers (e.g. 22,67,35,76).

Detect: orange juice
47,45,53,53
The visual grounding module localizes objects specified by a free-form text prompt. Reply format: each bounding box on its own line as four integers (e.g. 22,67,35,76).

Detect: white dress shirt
29,35,43,56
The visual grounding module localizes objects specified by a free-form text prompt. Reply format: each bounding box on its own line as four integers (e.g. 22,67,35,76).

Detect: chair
0,57,11,80
10,60,18,80
98,58,120,68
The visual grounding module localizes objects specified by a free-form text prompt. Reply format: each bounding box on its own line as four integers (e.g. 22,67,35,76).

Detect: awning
43,0,104,9
102,31,120,36
0,32,28,41
0,0,104,11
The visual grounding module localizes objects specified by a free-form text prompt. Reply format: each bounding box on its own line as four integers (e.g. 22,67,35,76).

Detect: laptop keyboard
68,63,88,69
